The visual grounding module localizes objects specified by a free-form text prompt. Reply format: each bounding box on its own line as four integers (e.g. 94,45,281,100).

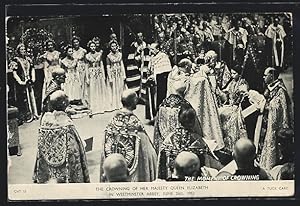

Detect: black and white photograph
5,7,295,199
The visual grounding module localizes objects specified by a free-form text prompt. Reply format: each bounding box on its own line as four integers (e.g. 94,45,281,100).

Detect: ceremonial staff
20,20,24,44
174,28,177,64
240,47,249,79
235,35,257,104
240,36,257,80
219,34,222,61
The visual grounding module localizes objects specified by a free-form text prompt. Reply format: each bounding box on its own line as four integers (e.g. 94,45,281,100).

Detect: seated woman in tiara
218,63,249,155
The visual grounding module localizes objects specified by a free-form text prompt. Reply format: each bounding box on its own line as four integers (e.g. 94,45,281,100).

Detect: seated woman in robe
219,64,248,105
100,89,157,182
218,64,249,154
33,90,90,183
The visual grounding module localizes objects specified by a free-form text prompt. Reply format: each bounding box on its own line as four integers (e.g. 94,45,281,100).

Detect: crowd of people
7,13,294,183
152,13,292,69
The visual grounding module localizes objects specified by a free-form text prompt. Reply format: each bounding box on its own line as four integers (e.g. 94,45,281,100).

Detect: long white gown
85,51,107,115
61,57,81,101
41,50,60,102
73,47,87,100
106,51,127,111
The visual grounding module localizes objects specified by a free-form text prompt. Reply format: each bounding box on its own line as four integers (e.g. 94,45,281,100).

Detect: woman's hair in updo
92,36,101,43
87,40,96,49
71,36,81,43
64,44,73,54
45,39,56,48
16,43,25,55
109,40,119,48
